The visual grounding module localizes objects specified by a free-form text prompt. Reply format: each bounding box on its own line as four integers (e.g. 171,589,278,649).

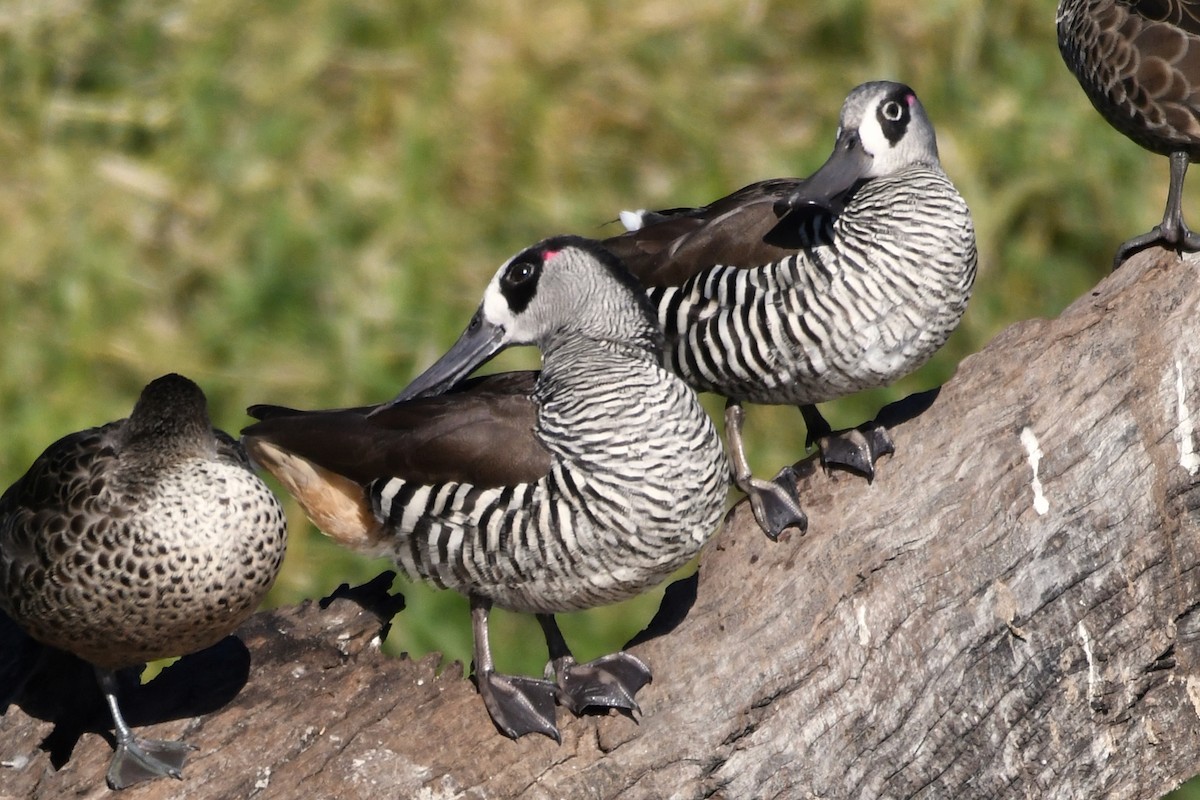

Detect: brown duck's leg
536,614,652,716
1114,150,1200,269
800,404,894,480
724,400,807,540
95,667,195,790
469,595,560,742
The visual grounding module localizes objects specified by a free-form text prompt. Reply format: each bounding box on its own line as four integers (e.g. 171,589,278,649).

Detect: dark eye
498,255,542,313
876,96,910,145
503,260,538,287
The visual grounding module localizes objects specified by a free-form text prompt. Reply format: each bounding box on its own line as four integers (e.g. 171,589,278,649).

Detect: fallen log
2,247,1199,799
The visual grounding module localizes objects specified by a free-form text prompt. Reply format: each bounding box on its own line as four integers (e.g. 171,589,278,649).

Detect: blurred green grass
0,2,1195,794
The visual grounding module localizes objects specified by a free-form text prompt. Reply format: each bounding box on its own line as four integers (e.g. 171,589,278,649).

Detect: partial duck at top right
1058,0,1200,269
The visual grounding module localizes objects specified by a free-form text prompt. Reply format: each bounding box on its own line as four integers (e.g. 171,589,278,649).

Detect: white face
856,96,908,164
463,237,652,359
840,84,937,179
479,246,565,346
481,270,520,338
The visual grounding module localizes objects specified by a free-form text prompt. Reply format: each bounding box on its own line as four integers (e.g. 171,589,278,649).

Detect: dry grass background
0,2,1193,794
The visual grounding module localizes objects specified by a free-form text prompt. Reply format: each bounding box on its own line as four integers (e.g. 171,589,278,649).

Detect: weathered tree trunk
3,248,1200,800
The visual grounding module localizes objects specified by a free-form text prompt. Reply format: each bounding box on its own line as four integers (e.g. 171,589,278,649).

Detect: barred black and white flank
605,81,977,539
243,236,729,742
1058,0,1200,267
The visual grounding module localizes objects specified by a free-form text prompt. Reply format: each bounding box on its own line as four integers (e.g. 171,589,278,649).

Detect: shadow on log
2,247,1200,799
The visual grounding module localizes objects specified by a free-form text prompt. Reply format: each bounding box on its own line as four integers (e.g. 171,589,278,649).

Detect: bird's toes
476,671,561,742
552,652,653,716
746,468,808,540
106,738,195,790
816,422,894,480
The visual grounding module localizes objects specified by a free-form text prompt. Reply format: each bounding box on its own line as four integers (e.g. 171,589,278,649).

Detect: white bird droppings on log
1020,426,1050,515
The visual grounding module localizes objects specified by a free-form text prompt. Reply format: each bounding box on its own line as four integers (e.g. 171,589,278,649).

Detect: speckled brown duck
0,373,288,790
1058,0,1200,266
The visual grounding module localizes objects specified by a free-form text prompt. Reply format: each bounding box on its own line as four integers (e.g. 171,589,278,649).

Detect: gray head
777,81,943,216
386,236,660,403
835,81,940,175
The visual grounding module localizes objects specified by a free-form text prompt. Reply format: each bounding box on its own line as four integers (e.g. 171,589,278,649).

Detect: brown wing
602,178,818,286
242,371,551,489
0,424,119,566
0,424,122,630
1127,0,1200,35
1066,0,1200,152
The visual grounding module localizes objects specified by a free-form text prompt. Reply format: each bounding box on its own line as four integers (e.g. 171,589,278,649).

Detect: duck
1058,0,1200,267
0,373,288,789
603,80,977,538
242,236,730,741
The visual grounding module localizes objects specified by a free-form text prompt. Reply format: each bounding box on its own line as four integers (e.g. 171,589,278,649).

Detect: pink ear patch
542,249,560,262
906,93,916,106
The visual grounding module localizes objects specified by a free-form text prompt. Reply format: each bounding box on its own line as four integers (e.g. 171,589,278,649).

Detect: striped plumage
1058,0,1200,266
243,236,729,741
0,374,288,789
649,167,973,405
604,81,977,538
371,332,725,615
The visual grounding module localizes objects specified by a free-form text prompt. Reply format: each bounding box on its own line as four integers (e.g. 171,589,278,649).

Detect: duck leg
95,667,194,790
724,400,807,540
469,595,560,742
537,614,652,716
1115,150,1200,269
800,404,894,480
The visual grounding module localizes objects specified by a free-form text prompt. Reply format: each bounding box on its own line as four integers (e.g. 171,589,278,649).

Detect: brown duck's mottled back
0,373,288,671
1058,0,1200,265
1059,0,1200,156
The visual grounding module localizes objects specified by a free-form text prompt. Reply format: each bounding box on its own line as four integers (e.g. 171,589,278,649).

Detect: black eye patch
876,94,912,146
499,254,543,313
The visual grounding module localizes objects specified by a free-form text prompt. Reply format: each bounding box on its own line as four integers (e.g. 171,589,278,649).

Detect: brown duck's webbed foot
538,615,652,716
800,405,895,480
471,597,560,742
96,668,195,790
1114,151,1200,270
725,400,807,540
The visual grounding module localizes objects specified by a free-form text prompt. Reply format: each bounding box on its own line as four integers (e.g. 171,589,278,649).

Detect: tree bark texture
2,248,1200,799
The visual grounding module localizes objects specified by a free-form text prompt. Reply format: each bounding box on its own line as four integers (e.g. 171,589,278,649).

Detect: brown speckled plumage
0,373,287,788
0,373,287,668
1058,0,1200,263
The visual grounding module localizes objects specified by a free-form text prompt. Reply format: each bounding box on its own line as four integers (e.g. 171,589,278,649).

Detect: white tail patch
1177,361,1200,476
1020,427,1050,515
619,209,647,232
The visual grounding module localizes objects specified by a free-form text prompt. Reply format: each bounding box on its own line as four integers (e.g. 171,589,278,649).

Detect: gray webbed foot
1114,150,1200,270
800,405,894,480
814,423,894,479
1113,226,1200,270
96,666,196,790
475,670,561,742
724,400,807,540
548,651,653,716
106,737,195,790
744,467,808,540
470,596,561,741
